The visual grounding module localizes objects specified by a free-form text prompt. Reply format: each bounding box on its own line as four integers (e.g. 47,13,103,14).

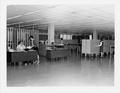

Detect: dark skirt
31,46,39,55
100,46,103,52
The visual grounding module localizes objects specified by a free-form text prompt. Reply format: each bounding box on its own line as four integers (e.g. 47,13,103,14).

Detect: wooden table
46,48,70,59
7,50,37,64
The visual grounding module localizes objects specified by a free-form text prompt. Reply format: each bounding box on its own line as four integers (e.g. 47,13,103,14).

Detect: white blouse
16,44,25,51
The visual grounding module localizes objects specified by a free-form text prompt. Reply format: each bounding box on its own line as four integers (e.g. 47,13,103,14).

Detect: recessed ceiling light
87,16,92,18
71,11,77,14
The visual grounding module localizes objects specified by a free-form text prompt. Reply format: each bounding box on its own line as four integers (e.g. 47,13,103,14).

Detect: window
60,34,72,40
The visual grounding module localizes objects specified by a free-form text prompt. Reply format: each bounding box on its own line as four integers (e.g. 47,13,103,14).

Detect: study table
46,48,70,59
7,50,37,64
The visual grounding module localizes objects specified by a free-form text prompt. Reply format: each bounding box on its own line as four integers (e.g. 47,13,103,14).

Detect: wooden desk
46,48,70,59
7,50,37,63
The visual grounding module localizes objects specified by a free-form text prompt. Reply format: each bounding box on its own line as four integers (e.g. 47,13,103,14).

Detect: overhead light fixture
71,11,77,14
87,16,92,18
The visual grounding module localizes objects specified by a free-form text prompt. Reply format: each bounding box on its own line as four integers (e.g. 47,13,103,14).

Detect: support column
48,23,55,45
13,25,18,49
93,30,98,40
89,35,92,40
112,34,114,40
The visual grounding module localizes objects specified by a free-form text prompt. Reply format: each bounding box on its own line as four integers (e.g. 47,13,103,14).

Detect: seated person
51,42,55,49
45,40,48,45
7,45,15,52
16,41,26,51
58,38,64,46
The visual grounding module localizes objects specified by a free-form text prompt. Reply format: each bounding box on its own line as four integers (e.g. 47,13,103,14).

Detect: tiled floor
7,53,114,86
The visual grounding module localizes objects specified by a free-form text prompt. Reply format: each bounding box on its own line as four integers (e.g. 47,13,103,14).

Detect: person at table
29,35,40,64
7,44,15,52
98,39,104,57
16,41,30,66
51,42,55,49
60,38,64,45
16,41,26,51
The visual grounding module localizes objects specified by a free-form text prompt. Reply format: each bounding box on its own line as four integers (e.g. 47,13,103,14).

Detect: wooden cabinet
103,40,114,54
82,39,100,55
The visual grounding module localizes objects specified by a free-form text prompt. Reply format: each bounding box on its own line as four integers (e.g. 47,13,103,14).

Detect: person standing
98,39,104,57
29,35,40,64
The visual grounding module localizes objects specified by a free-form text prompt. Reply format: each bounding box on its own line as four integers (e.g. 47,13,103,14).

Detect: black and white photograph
1,0,120,93
6,4,114,86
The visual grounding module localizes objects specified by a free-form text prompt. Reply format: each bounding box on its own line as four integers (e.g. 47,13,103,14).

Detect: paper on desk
26,46,32,49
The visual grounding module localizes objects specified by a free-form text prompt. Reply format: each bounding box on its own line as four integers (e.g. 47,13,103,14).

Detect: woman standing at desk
98,39,104,57
29,35,40,64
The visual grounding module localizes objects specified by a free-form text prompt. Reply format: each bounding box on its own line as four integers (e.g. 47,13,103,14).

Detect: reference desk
7,50,37,64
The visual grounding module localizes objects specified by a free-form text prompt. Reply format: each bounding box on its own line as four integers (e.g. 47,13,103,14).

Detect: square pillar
93,30,98,40
48,23,55,45
89,35,92,40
